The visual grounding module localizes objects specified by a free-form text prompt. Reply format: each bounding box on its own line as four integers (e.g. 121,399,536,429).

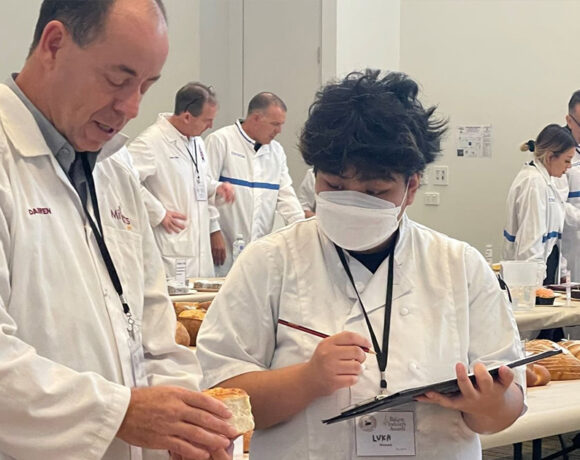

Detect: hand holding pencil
278,319,372,397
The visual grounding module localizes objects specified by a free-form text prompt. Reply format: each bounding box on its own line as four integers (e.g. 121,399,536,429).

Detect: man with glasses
553,91,580,285
129,82,234,279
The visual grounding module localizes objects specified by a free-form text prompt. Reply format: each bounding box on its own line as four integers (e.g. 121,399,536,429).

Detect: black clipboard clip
322,349,562,425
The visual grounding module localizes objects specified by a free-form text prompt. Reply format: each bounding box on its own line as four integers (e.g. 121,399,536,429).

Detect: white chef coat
558,147,580,281
297,167,316,213
197,216,524,460
129,113,218,278
503,160,565,278
0,84,200,460
204,120,304,274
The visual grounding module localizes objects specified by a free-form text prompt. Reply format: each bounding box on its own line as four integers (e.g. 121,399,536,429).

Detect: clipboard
322,348,562,425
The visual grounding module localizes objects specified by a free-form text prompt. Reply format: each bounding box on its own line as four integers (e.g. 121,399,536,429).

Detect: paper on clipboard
322,349,562,425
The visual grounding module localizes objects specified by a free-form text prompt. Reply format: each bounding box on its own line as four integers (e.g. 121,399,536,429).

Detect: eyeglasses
569,113,580,128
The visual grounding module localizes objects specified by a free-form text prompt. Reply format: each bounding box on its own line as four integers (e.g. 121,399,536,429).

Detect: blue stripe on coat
503,230,516,242
219,175,280,190
568,191,580,198
542,231,562,243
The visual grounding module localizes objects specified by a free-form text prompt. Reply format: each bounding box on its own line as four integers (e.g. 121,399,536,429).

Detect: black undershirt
348,238,396,273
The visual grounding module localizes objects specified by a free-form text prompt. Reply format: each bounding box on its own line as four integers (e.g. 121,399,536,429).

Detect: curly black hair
300,69,447,181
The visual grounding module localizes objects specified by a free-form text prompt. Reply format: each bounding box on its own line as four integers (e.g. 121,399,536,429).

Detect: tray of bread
524,339,580,384
190,278,225,292
173,300,212,347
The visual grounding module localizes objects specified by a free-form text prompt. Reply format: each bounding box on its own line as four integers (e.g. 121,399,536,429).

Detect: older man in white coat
0,1,236,459
129,82,234,279
205,92,304,275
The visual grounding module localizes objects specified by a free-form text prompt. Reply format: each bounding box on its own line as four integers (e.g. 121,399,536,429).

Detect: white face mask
315,187,408,251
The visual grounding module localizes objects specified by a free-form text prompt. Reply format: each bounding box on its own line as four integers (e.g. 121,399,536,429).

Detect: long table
514,299,580,332
480,380,580,456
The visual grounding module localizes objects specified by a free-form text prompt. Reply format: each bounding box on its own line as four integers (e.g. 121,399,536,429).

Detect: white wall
400,0,580,257
335,0,400,77
0,0,201,141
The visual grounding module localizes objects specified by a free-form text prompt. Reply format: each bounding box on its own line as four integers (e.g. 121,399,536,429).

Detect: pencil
278,318,376,355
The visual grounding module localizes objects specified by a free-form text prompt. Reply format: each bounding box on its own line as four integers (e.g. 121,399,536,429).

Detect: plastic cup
500,261,539,311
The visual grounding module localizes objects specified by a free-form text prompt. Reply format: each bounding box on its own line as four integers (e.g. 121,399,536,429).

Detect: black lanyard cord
335,230,398,391
185,140,199,175
81,156,134,329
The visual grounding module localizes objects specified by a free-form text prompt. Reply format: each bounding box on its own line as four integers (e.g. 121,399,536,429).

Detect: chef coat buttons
408,362,419,371
400,307,409,316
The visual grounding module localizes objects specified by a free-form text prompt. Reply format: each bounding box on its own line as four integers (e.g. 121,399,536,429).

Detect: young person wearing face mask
196,70,525,460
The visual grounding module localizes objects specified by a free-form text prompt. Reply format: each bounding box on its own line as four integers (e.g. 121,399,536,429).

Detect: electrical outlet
424,192,440,206
420,169,429,185
433,166,448,185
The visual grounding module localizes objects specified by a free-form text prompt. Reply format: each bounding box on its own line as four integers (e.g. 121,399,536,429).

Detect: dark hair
300,69,447,181
29,0,167,54
568,90,580,113
520,124,575,163
247,92,287,116
174,82,216,116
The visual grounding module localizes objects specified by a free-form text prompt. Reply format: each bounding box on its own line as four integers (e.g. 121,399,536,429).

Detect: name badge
355,411,415,457
194,174,208,201
128,328,148,387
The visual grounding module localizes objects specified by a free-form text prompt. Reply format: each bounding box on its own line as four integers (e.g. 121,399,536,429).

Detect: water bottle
232,234,246,263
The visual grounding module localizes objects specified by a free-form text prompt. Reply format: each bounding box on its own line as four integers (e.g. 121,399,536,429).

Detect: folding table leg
513,442,523,460
532,438,542,460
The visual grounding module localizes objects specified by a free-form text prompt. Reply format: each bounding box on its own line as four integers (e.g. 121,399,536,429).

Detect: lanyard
185,140,199,175
80,155,136,339
334,230,398,394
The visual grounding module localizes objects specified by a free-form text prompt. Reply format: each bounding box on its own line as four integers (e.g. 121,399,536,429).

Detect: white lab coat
0,84,200,460
559,148,580,281
197,216,524,460
297,167,316,212
129,114,218,278
503,161,565,278
205,120,304,274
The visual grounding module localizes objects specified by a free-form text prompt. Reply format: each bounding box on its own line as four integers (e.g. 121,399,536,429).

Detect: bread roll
525,363,551,387
173,301,201,318
198,300,212,311
175,321,191,346
178,309,206,346
526,339,580,380
203,387,255,436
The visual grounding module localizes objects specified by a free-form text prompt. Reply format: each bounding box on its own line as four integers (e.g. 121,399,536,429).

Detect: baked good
198,300,212,311
178,309,206,346
535,287,556,305
525,363,551,387
175,321,191,346
203,387,255,436
525,339,580,380
559,340,580,359
173,301,201,318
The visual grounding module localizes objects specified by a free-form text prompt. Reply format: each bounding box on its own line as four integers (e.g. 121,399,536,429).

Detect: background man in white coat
0,1,236,459
560,90,580,282
205,92,304,274
297,167,316,218
129,82,234,279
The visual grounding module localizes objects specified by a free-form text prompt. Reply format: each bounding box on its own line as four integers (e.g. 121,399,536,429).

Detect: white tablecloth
480,380,580,449
514,299,580,331
169,290,217,303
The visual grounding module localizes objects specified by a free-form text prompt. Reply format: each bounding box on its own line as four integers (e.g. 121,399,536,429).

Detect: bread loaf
173,301,201,318
175,321,190,346
525,363,551,387
178,309,206,346
526,339,580,380
559,340,580,359
203,387,255,436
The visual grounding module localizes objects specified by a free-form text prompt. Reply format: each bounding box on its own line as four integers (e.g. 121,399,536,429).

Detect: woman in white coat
503,124,576,285
197,70,525,460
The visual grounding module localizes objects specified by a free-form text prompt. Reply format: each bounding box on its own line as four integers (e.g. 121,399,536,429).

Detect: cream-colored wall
0,0,200,141
335,0,400,77
400,0,580,258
